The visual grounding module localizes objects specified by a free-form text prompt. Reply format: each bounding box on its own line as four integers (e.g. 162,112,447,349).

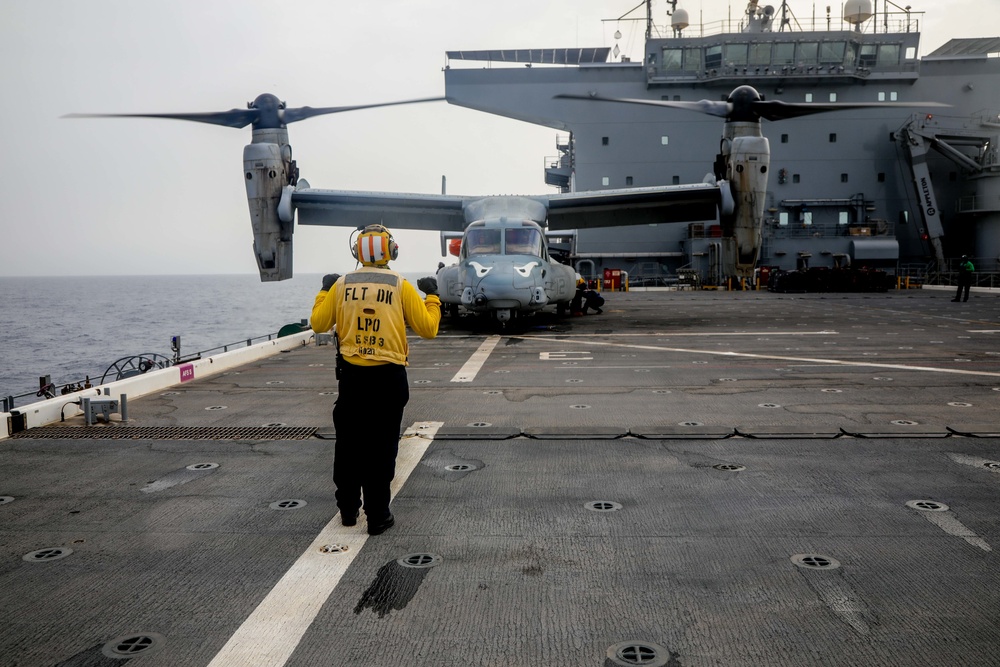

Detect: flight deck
2,289,1000,666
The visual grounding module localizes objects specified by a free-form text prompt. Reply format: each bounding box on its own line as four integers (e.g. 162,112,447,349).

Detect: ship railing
650,13,920,39
1,331,282,413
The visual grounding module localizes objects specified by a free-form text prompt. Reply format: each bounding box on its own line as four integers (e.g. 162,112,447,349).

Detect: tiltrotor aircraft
67,87,941,322
66,93,719,324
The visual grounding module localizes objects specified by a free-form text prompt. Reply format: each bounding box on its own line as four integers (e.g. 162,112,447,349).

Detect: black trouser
955,279,971,301
332,361,409,521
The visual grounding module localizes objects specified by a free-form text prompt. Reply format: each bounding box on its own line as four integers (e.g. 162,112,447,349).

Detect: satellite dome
671,8,689,30
843,0,873,24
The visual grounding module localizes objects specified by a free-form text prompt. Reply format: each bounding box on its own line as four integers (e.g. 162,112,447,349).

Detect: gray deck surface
3,290,1000,666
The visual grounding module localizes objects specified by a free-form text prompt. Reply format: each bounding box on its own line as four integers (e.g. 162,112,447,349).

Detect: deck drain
320,544,349,554
873,377,894,381
713,464,745,472
890,420,919,426
821,389,842,393
413,380,432,384
906,500,949,512
984,462,1000,470
466,422,492,427
23,547,73,562
634,369,650,373
584,500,622,512
262,422,287,427
270,499,307,510
606,641,670,667
319,391,337,395
570,404,591,409
102,633,166,659
265,381,285,385
483,390,503,395
653,389,671,394
791,553,841,570
205,405,228,411
161,391,180,396
0,496,14,506
948,402,973,407
308,363,325,367
758,403,781,409
719,378,738,382
434,362,451,367
566,379,583,383
186,462,219,471
678,421,703,427
397,553,443,568
445,464,477,472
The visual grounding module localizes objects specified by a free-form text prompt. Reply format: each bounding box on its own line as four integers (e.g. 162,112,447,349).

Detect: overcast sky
1,0,996,277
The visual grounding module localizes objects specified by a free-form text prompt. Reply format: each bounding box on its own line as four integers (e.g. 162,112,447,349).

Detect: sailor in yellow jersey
310,224,441,535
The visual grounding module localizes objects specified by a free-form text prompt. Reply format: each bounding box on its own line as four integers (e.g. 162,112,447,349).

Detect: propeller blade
751,99,950,122
62,109,260,129
282,96,446,124
555,93,731,118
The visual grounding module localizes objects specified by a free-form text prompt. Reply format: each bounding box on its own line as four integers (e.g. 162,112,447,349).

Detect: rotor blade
62,109,260,129
751,100,951,122
282,96,446,124
555,93,731,118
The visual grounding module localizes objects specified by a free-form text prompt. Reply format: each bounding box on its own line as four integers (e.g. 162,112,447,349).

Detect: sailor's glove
417,276,438,296
322,273,341,291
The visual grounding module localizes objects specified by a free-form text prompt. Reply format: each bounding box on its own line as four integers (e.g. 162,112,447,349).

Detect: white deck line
450,335,502,382
206,421,443,667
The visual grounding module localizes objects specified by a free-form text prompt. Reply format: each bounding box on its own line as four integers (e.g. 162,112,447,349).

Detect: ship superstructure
443,1,1000,285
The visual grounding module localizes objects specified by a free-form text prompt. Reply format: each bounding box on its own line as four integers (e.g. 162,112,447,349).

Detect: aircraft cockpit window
505,228,543,256
464,229,502,256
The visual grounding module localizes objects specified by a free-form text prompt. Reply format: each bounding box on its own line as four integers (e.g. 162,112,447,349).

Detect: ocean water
0,273,423,403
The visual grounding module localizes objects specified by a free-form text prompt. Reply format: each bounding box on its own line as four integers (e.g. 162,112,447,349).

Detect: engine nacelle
244,142,293,281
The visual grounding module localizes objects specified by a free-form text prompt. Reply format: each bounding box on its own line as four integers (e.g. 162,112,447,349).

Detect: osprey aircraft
66,87,941,322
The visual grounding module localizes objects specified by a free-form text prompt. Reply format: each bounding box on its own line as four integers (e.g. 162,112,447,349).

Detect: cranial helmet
352,224,399,266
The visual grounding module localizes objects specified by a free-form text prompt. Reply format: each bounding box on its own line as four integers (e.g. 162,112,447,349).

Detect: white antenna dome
843,0,873,24
671,8,689,30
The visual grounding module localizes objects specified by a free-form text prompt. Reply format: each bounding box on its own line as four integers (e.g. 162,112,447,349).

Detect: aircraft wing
292,189,470,231
543,183,720,230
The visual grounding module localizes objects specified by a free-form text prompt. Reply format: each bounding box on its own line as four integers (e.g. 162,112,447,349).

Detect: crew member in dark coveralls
953,255,974,302
310,224,441,535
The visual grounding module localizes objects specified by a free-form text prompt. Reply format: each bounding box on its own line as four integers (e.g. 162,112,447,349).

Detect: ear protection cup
352,225,398,265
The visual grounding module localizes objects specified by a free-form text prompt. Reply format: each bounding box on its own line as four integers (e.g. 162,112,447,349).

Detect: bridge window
684,47,702,70
829,93,838,102
749,43,771,65
725,43,748,65
463,228,501,257
841,173,848,182
505,228,543,257
602,136,609,146
662,47,683,70
797,42,819,65
819,41,845,65
773,43,795,65
859,44,877,67
781,134,789,143
602,177,610,186
878,44,900,66
661,136,669,145
705,45,722,69
805,93,813,102
626,176,633,186
830,133,837,142
839,211,850,225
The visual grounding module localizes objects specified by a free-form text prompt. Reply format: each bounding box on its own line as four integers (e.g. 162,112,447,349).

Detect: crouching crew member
310,224,441,535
